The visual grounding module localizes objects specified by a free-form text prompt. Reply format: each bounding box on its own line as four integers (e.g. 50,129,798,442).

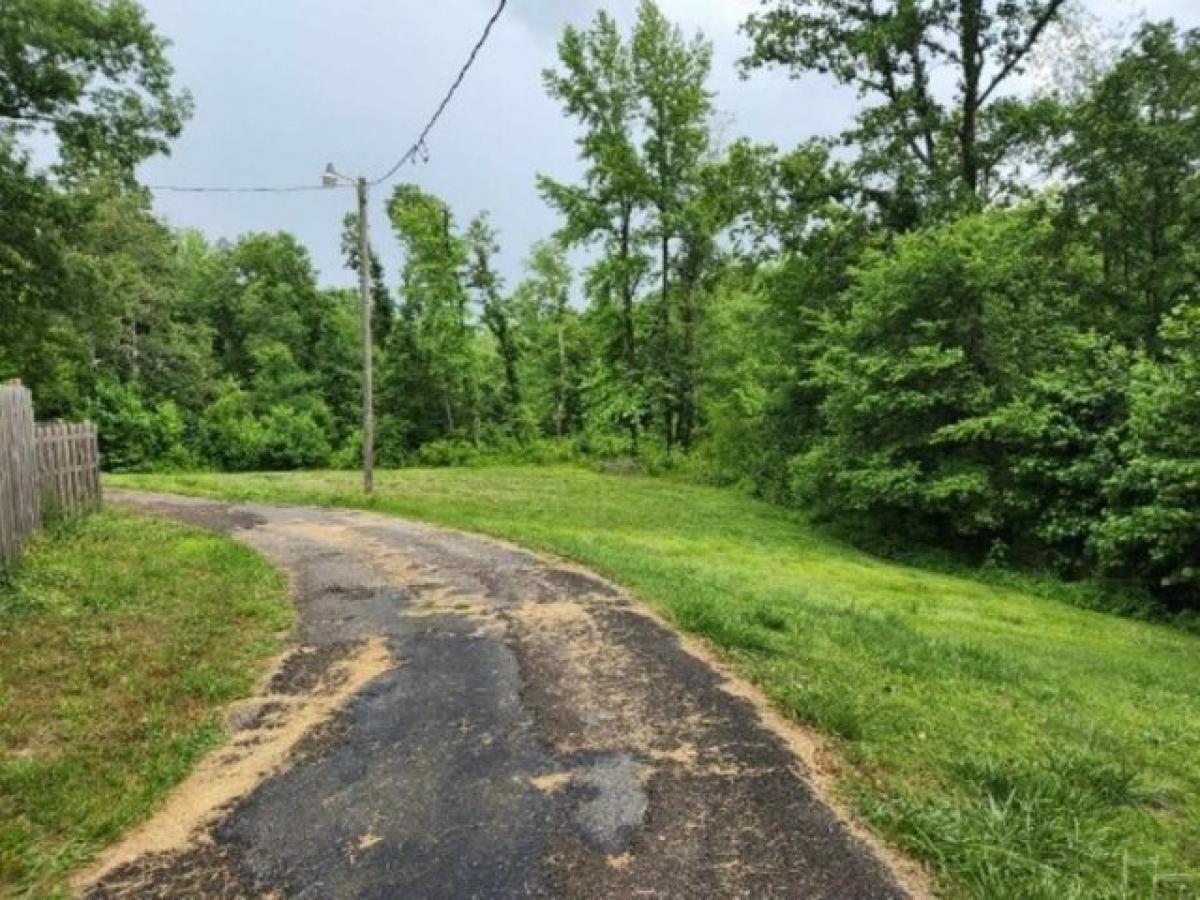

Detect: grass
0,509,291,898
108,467,1200,899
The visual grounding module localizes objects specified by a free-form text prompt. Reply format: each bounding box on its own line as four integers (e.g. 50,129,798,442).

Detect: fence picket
0,382,101,566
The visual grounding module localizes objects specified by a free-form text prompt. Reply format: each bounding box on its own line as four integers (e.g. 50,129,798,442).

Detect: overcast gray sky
136,0,1198,289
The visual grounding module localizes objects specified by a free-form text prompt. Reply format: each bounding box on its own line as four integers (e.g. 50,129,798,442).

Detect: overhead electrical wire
144,0,508,195
142,182,332,194
369,0,507,186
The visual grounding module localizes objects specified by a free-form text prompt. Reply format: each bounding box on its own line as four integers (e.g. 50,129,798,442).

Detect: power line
145,183,334,194
370,0,507,186
144,0,508,195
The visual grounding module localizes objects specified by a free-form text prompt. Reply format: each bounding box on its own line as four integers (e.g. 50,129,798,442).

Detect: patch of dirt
530,772,574,793
82,839,272,900
507,598,678,759
538,566,620,599
75,638,393,896
276,520,501,622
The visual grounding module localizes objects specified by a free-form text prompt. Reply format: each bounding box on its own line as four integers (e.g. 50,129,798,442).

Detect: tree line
1,0,1197,610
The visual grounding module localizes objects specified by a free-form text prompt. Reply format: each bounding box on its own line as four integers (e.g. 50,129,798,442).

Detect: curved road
87,490,915,899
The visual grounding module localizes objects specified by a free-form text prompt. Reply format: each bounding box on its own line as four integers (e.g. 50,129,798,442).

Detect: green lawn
109,467,1200,899
0,510,291,898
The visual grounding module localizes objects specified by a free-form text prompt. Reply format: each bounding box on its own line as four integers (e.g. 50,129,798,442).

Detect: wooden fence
0,380,101,567
0,382,40,567
36,422,102,519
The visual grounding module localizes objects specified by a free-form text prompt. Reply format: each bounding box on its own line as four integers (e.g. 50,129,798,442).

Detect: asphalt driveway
84,490,916,899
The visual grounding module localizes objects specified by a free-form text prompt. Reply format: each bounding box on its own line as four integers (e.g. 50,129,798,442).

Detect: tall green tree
0,0,192,407
1053,22,1200,357
542,2,720,450
385,184,478,444
340,212,394,346
1096,306,1200,606
742,0,1068,220
0,0,191,175
541,9,650,446
631,0,713,450
792,205,1088,550
514,240,583,437
466,214,522,418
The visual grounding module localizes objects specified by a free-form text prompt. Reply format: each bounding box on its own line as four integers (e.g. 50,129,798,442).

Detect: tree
198,233,324,386
515,240,581,437
0,0,192,176
793,205,1087,551
385,184,477,442
631,0,714,450
0,0,192,409
541,9,650,447
341,212,394,346
1096,306,1200,606
466,214,522,418
1053,22,1200,357
542,2,721,451
742,0,1068,218
1024,0,1126,101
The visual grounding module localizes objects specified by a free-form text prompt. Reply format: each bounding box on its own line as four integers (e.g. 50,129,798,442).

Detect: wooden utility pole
356,176,375,495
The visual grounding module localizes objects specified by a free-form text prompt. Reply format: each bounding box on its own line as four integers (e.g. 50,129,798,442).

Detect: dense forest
2,0,1197,611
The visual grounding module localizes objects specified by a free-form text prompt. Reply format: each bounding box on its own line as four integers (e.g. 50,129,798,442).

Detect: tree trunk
677,234,707,451
660,228,674,454
957,0,983,199
679,292,697,452
618,203,640,450
555,316,567,438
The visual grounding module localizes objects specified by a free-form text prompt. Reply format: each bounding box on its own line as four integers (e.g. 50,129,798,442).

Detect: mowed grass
0,510,291,898
109,467,1200,899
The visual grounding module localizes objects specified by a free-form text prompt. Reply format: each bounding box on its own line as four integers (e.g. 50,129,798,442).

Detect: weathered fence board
35,421,101,519
0,380,100,567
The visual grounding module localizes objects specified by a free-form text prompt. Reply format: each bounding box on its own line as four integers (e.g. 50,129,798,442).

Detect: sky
135,0,1199,289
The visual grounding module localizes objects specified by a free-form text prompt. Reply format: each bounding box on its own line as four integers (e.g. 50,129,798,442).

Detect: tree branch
978,0,1069,107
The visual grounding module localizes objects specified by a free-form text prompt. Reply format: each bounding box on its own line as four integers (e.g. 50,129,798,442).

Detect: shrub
1094,305,1200,607
257,405,332,470
792,206,1091,554
197,382,265,471
88,380,192,471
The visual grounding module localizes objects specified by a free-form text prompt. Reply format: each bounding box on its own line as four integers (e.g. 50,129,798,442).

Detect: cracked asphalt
88,490,912,900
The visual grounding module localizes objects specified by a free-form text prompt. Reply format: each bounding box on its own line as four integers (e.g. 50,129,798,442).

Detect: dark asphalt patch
218,624,559,900
267,642,359,696
104,490,265,534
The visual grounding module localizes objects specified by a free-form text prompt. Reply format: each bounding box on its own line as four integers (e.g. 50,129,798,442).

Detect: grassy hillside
109,467,1200,898
0,510,291,898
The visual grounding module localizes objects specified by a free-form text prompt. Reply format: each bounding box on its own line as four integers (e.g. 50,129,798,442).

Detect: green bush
197,382,266,471
257,404,332,470
88,380,193,471
1095,306,1200,606
793,206,1085,552
940,333,1130,572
